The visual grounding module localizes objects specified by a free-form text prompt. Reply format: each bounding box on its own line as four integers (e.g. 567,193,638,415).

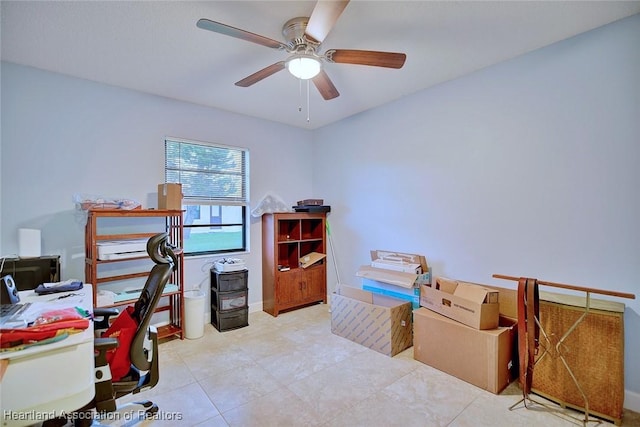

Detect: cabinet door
301,264,326,301
276,270,304,306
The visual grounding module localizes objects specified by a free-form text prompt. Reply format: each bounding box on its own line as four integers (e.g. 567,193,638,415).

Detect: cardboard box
356,249,430,289
420,277,499,329
331,285,413,357
157,183,183,210
413,307,518,394
370,257,421,274
483,283,518,319
299,252,326,268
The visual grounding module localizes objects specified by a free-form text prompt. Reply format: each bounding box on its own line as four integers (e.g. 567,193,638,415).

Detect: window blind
165,138,248,204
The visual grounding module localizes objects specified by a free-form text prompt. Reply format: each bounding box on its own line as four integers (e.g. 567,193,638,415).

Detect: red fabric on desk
0,318,90,349
101,306,137,381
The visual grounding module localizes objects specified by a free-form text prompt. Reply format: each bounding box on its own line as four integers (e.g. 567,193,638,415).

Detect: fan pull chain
295,78,311,123
307,79,311,123
298,78,303,113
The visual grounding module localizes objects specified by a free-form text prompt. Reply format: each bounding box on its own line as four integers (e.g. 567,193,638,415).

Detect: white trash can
183,290,205,339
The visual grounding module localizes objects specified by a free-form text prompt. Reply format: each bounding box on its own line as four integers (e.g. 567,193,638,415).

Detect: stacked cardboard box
414,278,518,394
419,277,499,329
355,250,430,309
330,250,429,356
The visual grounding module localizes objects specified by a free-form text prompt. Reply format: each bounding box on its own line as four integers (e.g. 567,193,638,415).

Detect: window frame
164,137,249,257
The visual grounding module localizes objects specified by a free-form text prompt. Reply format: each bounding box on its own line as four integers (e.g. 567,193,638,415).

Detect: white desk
0,285,95,427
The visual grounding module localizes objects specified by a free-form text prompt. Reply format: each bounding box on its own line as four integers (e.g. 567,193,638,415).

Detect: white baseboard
248,301,262,313
626,389,640,412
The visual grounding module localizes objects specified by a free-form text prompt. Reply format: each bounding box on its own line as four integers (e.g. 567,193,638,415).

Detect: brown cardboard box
483,283,518,319
419,277,499,329
413,307,518,394
331,285,412,357
299,252,326,268
158,183,183,210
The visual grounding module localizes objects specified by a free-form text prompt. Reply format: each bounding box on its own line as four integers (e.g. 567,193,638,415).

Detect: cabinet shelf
157,324,182,341
94,232,159,240
91,255,150,265
94,271,150,284
85,208,185,340
278,238,323,244
98,287,182,309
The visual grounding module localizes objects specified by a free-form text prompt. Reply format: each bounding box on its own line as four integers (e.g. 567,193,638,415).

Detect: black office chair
80,232,177,425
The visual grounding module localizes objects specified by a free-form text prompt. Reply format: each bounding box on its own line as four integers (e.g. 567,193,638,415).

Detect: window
165,137,249,256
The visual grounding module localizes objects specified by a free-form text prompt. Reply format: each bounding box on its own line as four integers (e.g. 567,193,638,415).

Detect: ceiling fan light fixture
286,55,321,80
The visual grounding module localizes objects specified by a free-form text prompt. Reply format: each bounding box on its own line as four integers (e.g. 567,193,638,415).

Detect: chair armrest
94,337,119,367
93,308,120,330
133,326,160,393
95,337,119,351
93,337,119,412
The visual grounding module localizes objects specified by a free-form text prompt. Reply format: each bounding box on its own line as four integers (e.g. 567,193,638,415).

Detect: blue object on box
362,278,420,309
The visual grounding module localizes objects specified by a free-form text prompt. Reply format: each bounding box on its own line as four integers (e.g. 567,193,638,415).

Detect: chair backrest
129,233,176,370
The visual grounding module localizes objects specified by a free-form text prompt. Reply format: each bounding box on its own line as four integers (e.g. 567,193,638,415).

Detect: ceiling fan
196,0,406,100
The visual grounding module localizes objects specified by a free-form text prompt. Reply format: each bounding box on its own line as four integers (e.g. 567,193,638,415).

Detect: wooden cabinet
85,209,184,339
276,265,326,307
262,212,327,317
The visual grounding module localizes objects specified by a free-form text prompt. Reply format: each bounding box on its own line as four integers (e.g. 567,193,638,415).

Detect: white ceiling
2,1,639,130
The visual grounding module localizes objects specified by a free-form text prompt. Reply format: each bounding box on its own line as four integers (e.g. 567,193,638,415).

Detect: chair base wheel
134,400,158,417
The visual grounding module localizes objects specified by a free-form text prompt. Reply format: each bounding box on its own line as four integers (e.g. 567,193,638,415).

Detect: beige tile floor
117,304,639,427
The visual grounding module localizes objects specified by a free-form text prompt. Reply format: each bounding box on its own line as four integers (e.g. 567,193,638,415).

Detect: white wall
0,62,314,311
313,14,640,407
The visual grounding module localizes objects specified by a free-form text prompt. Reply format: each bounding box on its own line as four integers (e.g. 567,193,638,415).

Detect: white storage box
370,251,422,274
97,239,147,260
214,258,246,272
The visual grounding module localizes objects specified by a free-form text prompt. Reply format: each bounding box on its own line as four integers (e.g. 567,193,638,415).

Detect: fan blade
235,62,286,87
326,49,406,69
312,70,340,100
197,18,287,50
305,0,349,44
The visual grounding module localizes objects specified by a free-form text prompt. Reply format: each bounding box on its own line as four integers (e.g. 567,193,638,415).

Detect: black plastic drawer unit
211,268,249,332
212,289,248,312
212,269,248,292
212,308,248,332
